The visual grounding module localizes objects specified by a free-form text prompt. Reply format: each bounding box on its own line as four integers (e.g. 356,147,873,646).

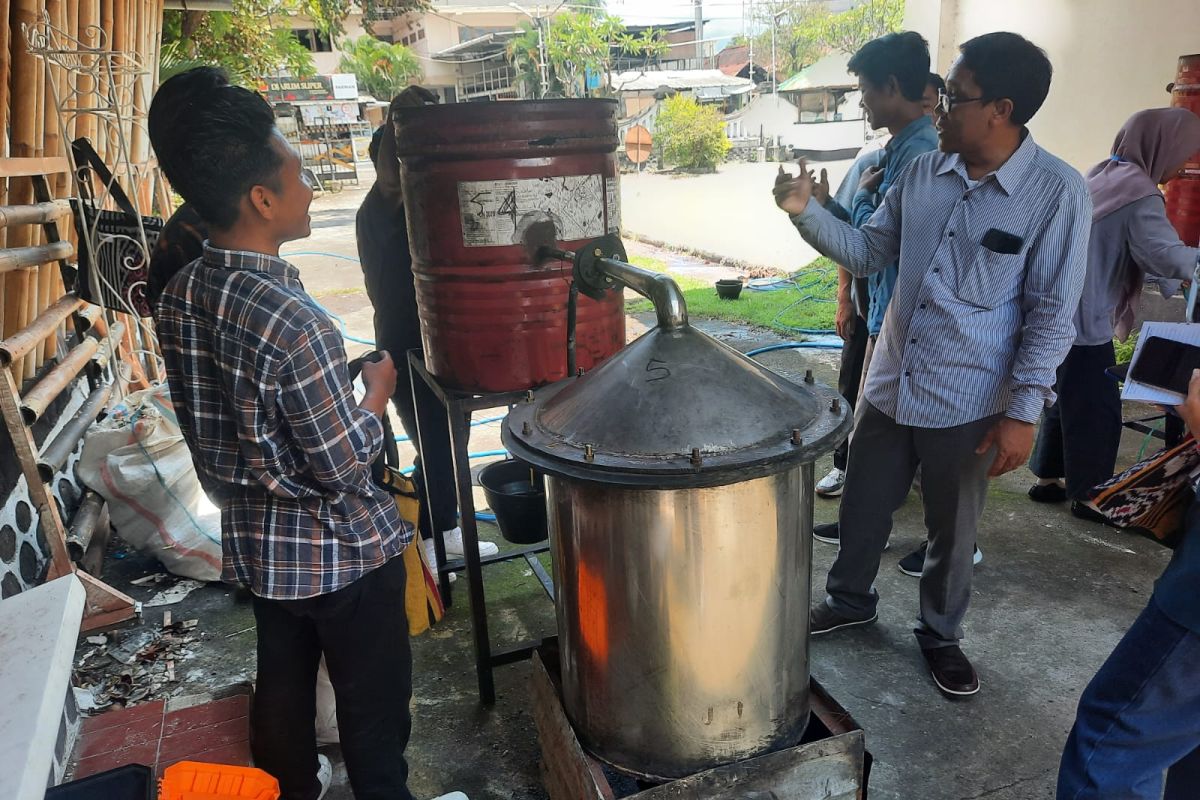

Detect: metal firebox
503,237,851,781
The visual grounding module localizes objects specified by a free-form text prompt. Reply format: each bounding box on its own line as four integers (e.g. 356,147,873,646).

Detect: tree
751,0,832,82
160,0,317,85
327,0,431,38
816,0,906,55
748,0,906,83
545,11,626,96
161,0,430,85
338,36,422,100
617,28,671,71
654,95,732,171
507,12,672,98
508,21,564,99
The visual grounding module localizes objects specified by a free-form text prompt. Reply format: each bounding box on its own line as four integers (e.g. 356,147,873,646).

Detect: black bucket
479,459,548,544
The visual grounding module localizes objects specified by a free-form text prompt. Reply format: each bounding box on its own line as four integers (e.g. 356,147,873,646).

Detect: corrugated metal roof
778,53,857,93
432,30,520,59
610,69,754,93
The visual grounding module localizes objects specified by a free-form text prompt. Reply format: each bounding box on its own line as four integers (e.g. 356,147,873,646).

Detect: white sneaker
431,793,469,800
316,753,332,800
422,538,456,583
816,467,846,497
442,526,499,558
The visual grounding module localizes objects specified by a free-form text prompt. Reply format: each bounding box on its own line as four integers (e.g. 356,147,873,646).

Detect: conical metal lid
503,324,851,489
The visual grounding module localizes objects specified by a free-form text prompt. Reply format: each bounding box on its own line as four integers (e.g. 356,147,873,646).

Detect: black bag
70,137,163,317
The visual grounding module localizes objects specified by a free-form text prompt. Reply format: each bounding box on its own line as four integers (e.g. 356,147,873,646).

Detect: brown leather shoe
922,645,980,697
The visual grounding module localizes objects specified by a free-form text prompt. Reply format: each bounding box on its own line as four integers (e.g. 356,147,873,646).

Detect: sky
605,0,748,40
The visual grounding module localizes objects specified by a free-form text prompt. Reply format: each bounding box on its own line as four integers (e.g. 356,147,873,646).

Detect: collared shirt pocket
955,246,1026,309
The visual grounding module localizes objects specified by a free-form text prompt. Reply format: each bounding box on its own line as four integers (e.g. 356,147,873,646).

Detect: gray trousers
827,402,997,650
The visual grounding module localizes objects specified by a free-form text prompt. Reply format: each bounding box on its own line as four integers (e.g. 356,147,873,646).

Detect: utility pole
747,0,754,87
511,2,549,98
771,10,784,95
694,0,704,69
537,12,549,97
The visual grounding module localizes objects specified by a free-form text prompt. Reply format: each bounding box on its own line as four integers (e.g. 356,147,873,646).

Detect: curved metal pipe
598,258,688,331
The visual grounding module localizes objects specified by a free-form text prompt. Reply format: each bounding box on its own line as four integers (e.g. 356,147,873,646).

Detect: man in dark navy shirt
355,88,498,569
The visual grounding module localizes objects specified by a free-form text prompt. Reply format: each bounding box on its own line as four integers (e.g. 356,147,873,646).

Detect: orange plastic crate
159,762,280,800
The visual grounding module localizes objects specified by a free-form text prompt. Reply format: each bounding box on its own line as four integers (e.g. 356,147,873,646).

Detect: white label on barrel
605,176,621,233
457,175,605,247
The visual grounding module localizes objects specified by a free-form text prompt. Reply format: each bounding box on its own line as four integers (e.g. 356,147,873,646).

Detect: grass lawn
626,254,1139,362
626,254,840,336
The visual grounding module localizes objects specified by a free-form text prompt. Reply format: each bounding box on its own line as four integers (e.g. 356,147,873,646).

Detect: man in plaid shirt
148,69,465,800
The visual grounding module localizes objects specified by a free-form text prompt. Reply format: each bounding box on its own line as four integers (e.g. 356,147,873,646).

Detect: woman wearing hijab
1029,107,1200,520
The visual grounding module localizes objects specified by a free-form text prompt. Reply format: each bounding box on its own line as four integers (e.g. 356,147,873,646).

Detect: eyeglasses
935,90,987,114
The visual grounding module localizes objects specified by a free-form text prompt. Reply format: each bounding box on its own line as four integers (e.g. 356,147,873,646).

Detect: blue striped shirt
792,132,1091,428
852,115,941,336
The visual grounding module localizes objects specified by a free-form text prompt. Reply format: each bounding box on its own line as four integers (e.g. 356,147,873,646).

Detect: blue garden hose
745,340,844,357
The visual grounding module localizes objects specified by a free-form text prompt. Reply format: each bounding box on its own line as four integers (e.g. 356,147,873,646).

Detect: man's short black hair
847,31,930,102
148,67,282,230
148,67,229,182
957,32,1052,126
926,72,946,93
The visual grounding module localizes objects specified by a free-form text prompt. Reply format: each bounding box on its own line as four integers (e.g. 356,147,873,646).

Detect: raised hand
773,158,815,216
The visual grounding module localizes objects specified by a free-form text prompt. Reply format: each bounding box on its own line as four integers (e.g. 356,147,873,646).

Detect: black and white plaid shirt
157,243,410,600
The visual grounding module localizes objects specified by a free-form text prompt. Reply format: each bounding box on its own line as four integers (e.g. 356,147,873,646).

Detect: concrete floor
80,177,1175,799
621,160,855,273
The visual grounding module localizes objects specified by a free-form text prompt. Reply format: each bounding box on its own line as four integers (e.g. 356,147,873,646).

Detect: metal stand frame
408,351,554,704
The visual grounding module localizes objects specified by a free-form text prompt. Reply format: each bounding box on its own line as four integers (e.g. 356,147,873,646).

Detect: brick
158,716,251,763
162,694,249,737
73,743,159,778
158,740,254,775
80,700,165,735
76,716,163,759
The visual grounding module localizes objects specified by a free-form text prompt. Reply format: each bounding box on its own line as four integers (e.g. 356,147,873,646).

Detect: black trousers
391,353,461,540
833,314,869,471
1030,342,1122,501
250,557,414,800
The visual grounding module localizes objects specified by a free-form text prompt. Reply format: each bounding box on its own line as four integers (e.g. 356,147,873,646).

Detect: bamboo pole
0,294,84,366
0,0,12,324
130,0,148,204
109,0,126,188
0,200,71,227
47,0,67,195
0,242,74,274
67,490,105,561
28,53,45,379
40,0,70,363
62,0,81,347
75,0,96,147
64,0,78,140
76,303,100,330
8,0,40,382
20,332,104,424
97,0,113,161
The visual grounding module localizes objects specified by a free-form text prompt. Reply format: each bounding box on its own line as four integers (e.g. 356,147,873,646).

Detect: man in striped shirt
774,32,1091,697
149,70,465,800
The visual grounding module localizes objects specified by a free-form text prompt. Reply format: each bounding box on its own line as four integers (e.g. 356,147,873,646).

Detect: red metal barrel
394,100,626,393
1165,54,1200,246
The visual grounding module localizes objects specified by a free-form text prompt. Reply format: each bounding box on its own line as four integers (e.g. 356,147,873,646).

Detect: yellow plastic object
158,761,281,800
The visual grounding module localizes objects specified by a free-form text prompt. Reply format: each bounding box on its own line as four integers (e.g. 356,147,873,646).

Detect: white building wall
905,0,1200,171
730,92,867,151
